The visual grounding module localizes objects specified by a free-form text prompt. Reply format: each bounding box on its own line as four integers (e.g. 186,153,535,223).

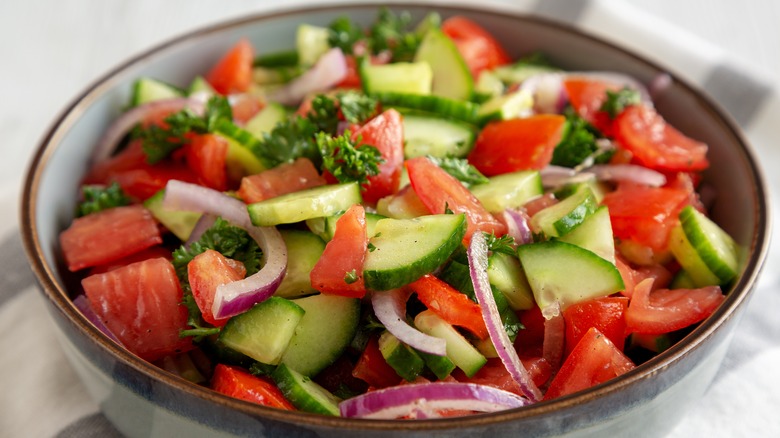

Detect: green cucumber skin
417,350,456,380
414,28,473,101
401,112,477,159
678,205,740,286
274,230,325,298
279,294,360,377
247,182,362,227
373,92,480,125
378,331,425,382
271,363,341,416
531,184,598,238
363,214,467,291
414,310,486,377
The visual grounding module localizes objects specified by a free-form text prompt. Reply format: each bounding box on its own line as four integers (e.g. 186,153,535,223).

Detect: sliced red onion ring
539,165,579,188
542,301,565,372
270,47,347,106
73,294,122,345
339,382,530,419
468,233,542,402
371,289,447,356
91,96,207,165
519,72,566,114
502,209,533,245
586,164,667,187
162,180,287,319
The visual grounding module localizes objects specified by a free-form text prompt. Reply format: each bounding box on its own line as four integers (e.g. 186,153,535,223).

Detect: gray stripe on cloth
55,412,123,438
0,231,36,306
533,0,591,23
703,64,773,126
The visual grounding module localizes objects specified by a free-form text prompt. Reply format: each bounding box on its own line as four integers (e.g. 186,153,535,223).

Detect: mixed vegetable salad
60,9,742,419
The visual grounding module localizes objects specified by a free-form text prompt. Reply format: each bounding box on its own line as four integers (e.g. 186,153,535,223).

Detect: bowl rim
19,1,773,432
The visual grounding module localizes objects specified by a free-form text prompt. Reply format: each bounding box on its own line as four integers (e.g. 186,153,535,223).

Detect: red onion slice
339,382,529,419
502,209,533,245
270,47,347,106
371,289,447,356
91,97,207,165
73,294,122,345
162,180,287,319
468,232,542,402
585,164,667,187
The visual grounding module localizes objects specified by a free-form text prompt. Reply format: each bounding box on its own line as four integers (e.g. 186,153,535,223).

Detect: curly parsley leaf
370,8,423,62
426,156,489,187
600,87,641,119
484,232,517,256
306,94,341,135
327,16,365,55
135,96,233,164
337,91,378,124
76,182,131,217
317,131,384,185
551,109,613,168
256,116,321,168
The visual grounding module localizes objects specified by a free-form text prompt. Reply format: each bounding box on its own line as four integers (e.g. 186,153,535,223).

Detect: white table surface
2,1,778,437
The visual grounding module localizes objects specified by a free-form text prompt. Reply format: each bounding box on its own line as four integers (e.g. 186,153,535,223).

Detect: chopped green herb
76,182,131,217
344,269,360,284
367,242,377,252
551,109,613,168
484,232,517,256
327,16,365,55
255,116,321,168
337,91,378,124
600,87,641,119
427,156,489,187
317,130,384,185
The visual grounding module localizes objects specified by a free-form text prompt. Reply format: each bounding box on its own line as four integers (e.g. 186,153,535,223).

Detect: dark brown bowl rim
19,1,772,432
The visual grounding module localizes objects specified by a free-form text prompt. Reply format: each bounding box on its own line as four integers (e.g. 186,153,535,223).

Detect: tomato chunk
562,77,618,135
211,364,296,410
453,357,551,396
408,274,489,339
441,16,512,79
614,104,709,172
237,157,326,204
310,204,368,298
60,205,162,272
183,133,229,191
544,327,635,400
188,250,246,327
468,115,567,176
352,335,401,389
206,39,254,94
563,296,629,357
351,109,405,204
82,257,192,361
625,278,725,335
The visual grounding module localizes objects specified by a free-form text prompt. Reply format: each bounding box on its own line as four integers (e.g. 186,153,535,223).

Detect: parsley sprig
76,182,131,217
426,156,489,187
317,130,384,185
600,87,641,119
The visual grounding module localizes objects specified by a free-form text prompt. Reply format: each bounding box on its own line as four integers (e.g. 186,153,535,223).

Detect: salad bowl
20,2,770,437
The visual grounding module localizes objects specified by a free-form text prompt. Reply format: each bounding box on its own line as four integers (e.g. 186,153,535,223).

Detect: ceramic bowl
20,3,771,437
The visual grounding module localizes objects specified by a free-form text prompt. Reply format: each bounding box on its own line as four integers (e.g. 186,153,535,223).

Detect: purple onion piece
371,289,447,356
73,295,122,345
270,47,347,106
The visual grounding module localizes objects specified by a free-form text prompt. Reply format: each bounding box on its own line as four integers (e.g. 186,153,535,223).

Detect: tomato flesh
441,16,512,79
468,115,567,176
60,205,162,272
563,296,629,357
206,39,254,95
351,109,405,204
237,157,326,204
352,335,401,389
82,257,192,361
188,249,246,327
625,279,725,335
310,204,368,298
183,133,229,191
211,364,296,410
408,274,489,339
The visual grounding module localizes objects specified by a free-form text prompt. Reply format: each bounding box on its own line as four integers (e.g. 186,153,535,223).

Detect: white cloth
2,0,778,436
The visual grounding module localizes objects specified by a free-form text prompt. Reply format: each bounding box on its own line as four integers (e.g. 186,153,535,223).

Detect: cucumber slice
670,269,697,289
471,170,543,213
417,350,456,380
187,76,216,95
476,89,534,125
254,50,299,68
378,331,425,382
143,189,200,241
306,211,385,242
296,24,331,67
414,28,473,101
213,118,267,180
556,205,616,264
274,230,325,298
130,77,183,106
492,64,558,84
218,297,305,365
530,184,598,238
487,252,534,311
272,363,341,415
247,183,362,227
363,214,467,291
374,187,429,219
673,205,741,286
414,310,486,377
475,71,505,100
252,66,303,85
374,92,479,124
280,294,360,376
517,240,625,312
244,103,288,139
360,61,433,95
401,111,477,159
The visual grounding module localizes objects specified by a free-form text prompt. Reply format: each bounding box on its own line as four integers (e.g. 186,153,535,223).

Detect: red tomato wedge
60,205,162,272
183,133,229,191
352,335,401,389
453,357,551,396
468,115,567,176
441,16,512,79
614,104,709,172
230,93,264,125
351,109,405,204
514,305,546,358
237,157,326,204
211,364,296,410
407,274,489,339
310,204,368,298
544,327,635,400
206,39,254,95
602,183,689,253
625,279,725,335
562,77,618,135
88,245,172,275
82,257,192,362
563,296,629,357
188,250,246,327
406,156,506,241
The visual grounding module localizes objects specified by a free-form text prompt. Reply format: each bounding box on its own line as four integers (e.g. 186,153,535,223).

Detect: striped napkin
3,0,778,436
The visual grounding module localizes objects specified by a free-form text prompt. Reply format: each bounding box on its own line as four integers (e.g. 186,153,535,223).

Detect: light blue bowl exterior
21,3,770,437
